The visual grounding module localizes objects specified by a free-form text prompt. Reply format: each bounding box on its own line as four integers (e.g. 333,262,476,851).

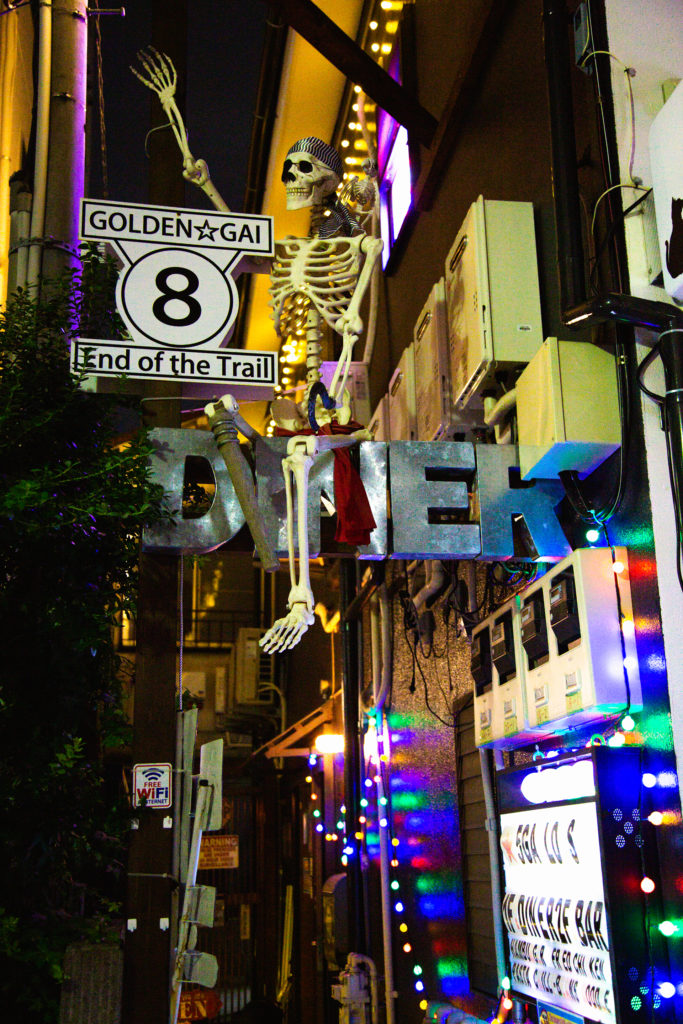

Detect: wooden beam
414,0,510,211
267,0,438,147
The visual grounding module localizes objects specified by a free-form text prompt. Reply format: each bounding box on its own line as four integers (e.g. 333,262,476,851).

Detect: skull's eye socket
282,158,315,182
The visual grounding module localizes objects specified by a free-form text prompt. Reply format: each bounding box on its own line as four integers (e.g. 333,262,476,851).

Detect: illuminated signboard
501,799,614,1022
496,749,666,1024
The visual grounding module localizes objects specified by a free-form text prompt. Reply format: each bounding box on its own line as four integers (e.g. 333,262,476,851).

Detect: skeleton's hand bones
131,47,177,109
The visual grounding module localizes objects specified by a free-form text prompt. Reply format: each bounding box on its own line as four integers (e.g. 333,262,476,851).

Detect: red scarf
275,421,376,546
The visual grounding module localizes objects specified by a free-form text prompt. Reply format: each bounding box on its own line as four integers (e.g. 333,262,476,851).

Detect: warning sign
132,763,172,808
198,834,239,870
179,987,222,1021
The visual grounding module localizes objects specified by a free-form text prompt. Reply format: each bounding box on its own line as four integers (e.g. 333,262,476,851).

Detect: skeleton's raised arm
131,47,230,213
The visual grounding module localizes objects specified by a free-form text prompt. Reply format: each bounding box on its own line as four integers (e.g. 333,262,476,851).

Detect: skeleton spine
305,306,323,393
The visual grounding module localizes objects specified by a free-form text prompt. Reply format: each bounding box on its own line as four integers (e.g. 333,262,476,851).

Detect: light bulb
640,877,656,894
658,982,676,999
612,560,625,574
403,942,412,953
642,772,657,788
586,528,600,543
395,901,404,913
413,965,422,976
659,920,678,936
621,715,635,732
648,811,664,826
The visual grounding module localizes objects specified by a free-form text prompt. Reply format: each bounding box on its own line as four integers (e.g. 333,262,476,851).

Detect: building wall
604,0,683,815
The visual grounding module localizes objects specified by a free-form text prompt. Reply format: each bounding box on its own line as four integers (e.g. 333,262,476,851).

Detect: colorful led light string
355,709,470,1014
306,753,348,849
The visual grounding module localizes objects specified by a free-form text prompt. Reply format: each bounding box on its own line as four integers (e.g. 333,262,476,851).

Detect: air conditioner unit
388,343,416,440
234,627,276,707
320,361,371,426
214,648,235,715
444,196,543,412
413,279,452,440
182,670,206,702
368,394,390,441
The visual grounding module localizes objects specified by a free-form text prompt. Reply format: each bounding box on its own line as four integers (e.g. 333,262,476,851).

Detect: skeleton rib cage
269,235,362,335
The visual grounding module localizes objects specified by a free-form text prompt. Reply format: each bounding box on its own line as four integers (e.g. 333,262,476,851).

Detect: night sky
90,2,267,211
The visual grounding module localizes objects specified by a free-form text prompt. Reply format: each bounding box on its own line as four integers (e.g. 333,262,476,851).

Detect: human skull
281,138,342,211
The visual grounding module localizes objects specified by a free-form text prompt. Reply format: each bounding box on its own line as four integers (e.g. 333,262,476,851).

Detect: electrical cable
636,329,683,593
636,341,664,406
601,522,632,716
589,188,652,294
398,572,454,727
578,49,638,185
590,183,650,238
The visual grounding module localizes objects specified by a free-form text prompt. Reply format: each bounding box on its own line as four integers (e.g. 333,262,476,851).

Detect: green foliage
0,259,166,1021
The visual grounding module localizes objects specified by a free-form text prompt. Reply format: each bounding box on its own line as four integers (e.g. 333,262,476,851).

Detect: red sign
179,987,222,1021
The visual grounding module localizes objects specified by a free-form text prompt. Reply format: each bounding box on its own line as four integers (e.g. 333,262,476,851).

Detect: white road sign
72,199,276,386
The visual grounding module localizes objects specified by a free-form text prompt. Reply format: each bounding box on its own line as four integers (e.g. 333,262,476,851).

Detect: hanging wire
91,0,109,199
177,553,184,711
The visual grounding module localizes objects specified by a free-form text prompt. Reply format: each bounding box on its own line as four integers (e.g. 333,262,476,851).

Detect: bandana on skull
281,137,343,182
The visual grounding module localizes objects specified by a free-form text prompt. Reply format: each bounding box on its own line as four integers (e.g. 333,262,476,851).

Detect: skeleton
134,50,383,652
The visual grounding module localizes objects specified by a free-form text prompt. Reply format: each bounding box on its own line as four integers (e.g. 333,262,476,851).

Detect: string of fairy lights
305,706,436,1013
302,541,683,1013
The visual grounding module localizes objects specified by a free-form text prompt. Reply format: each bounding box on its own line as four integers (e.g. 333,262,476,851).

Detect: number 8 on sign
118,247,237,348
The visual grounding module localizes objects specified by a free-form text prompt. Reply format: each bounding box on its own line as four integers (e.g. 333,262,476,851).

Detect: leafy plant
0,258,167,1021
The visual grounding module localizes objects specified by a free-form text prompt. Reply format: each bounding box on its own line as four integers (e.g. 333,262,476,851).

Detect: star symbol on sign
196,218,218,241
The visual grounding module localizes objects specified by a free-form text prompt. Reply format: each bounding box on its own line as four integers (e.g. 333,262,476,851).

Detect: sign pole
121,6,186,1021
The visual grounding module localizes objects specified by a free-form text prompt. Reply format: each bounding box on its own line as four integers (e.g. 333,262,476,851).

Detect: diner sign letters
142,431,572,562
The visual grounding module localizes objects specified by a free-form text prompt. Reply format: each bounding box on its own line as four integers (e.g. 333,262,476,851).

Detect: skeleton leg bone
260,430,372,653
260,436,318,653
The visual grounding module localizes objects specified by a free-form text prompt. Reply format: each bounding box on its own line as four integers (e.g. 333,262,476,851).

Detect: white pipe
27,0,52,290
374,688,395,1024
412,560,447,614
9,206,31,295
480,747,507,987
483,388,517,427
350,952,380,1024
375,583,392,712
